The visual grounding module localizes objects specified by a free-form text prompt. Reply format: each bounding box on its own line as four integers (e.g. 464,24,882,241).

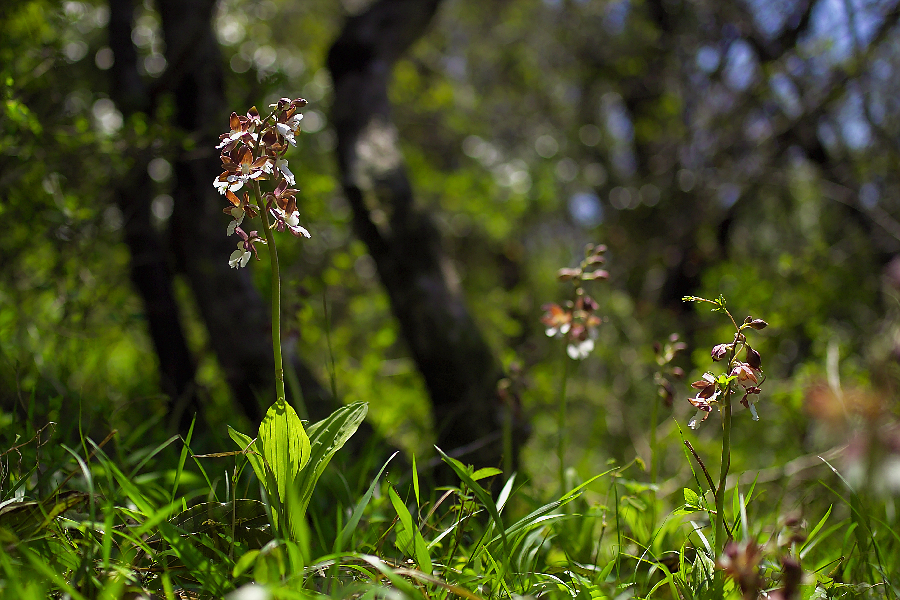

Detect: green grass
2,287,898,599
2,397,899,600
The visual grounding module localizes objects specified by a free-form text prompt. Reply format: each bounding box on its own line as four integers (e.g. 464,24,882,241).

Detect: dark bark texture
108,0,199,430
109,0,339,430
156,0,343,426
107,0,515,468
327,0,524,470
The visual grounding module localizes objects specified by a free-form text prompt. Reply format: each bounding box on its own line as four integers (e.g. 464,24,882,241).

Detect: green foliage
294,402,368,517
257,399,311,507
4,0,900,596
228,401,365,550
3,394,900,598
388,485,433,575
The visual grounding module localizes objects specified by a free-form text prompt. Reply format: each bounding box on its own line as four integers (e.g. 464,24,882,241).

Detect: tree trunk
108,0,199,431
327,0,524,471
109,0,339,430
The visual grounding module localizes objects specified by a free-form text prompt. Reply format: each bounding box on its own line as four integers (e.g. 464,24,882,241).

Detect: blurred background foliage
2,0,900,503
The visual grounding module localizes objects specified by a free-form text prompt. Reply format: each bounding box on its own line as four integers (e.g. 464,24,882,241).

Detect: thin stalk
322,293,338,401
650,395,658,485
715,389,732,558
254,179,285,404
649,393,659,525
614,478,621,581
684,440,718,496
557,353,570,497
502,404,513,478
713,306,740,559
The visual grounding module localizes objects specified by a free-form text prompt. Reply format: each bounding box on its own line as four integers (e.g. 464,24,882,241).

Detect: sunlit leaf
257,399,311,504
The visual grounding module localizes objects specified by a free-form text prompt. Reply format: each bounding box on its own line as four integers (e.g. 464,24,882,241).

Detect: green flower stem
715,386,732,558
253,179,286,404
502,403,513,478
558,352,570,497
715,313,738,559
650,395,658,484
649,391,659,524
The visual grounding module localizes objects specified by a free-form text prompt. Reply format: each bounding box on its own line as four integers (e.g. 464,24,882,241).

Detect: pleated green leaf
292,402,368,518
257,399,311,504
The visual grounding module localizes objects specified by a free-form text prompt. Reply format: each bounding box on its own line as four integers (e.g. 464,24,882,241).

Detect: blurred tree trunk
108,0,199,430
108,0,337,430
156,0,267,425
327,0,525,471
156,0,347,426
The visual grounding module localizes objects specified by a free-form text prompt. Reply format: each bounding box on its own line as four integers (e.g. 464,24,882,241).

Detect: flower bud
580,295,599,311
659,379,675,407
557,267,581,281
746,346,762,370
748,319,768,330
731,362,759,385
711,343,730,361
584,269,609,280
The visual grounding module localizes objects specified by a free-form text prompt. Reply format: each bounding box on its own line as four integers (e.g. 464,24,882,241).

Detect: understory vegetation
3,275,899,599
4,0,900,598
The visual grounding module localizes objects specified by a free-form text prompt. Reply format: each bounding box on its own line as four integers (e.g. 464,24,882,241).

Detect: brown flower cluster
686,314,768,429
540,244,608,360
714,528,806,600
716,539,763,599
212,98,311,268
716,539,803,600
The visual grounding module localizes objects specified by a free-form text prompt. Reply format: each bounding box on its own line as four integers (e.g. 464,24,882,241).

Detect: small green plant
212,100,366,547
682,294,768,568
541,243,608,494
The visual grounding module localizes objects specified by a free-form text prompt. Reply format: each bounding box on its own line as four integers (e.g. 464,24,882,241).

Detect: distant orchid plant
541,243,608,495
683,294,768,563
683,295,768,430
540,243,608,361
